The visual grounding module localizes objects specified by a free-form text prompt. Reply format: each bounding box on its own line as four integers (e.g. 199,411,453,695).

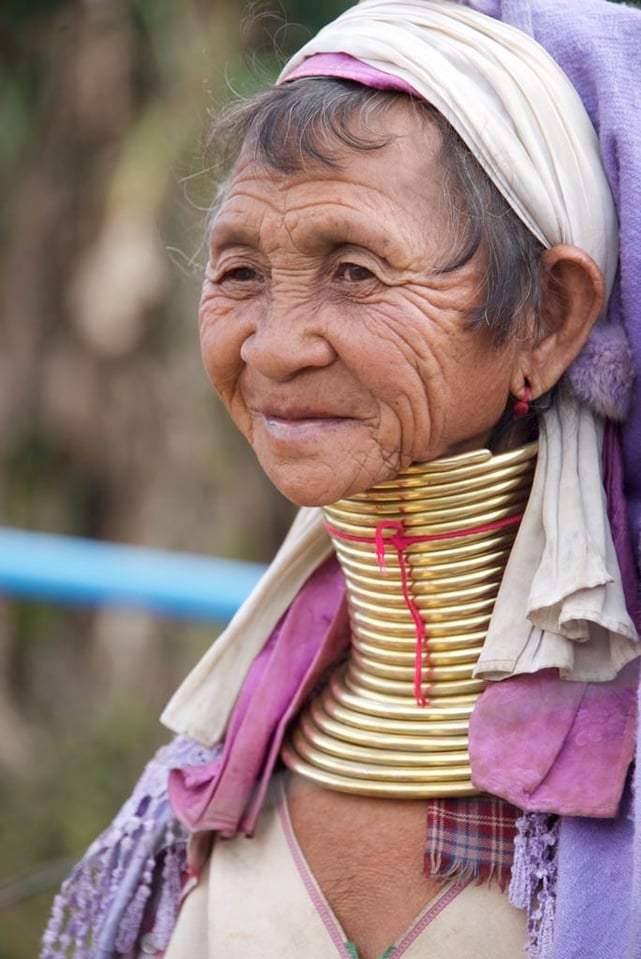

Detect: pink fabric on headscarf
285,51,420,95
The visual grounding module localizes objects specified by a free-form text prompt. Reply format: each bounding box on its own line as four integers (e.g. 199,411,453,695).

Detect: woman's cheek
198,307,219,376
199,307,241,399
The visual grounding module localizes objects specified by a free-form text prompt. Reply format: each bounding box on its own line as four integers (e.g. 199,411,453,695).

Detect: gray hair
205,77,546,346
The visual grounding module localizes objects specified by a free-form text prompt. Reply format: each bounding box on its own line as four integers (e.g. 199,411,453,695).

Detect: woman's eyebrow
209,224,260,252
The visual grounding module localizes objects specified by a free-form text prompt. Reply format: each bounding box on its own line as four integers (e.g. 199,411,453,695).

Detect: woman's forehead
210,120,451,261
221,103,443,206
235,94,441,184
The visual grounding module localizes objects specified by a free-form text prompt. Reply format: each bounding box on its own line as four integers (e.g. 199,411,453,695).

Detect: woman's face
200,103,529,506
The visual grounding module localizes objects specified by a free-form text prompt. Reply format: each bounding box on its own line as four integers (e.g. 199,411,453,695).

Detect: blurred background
3,0,637,955
0,1,348,954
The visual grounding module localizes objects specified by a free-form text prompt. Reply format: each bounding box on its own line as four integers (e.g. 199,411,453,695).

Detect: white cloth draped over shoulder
474,391,638,681
161,0,638,747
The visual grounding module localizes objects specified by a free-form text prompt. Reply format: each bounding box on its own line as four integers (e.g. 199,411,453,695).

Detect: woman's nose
240,301,337,380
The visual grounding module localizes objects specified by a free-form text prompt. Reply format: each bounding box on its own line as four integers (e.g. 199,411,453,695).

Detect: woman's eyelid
339,263,375,281
331,242,395,280
212,249,266,284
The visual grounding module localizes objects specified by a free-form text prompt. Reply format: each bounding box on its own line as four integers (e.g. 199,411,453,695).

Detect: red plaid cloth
425,796,519,890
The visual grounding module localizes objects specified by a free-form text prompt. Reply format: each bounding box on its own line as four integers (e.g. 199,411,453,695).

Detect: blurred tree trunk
0,0,302,766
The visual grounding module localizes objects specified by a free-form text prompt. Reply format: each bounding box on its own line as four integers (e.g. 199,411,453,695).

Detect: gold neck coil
280,442,538,798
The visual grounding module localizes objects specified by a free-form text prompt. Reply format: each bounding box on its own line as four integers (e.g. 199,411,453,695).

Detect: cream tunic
164,784,527,959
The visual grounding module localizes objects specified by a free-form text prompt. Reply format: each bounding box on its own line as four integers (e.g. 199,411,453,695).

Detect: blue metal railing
0,527,267,621
0,527,270,913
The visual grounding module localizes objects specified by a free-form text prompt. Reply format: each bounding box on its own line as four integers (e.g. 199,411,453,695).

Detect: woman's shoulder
41,735,219,959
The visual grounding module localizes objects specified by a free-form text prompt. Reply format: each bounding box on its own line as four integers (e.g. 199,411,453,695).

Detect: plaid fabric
425,796,519,891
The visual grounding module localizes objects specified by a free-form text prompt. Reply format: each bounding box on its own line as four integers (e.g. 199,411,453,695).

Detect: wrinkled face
200,103,528,506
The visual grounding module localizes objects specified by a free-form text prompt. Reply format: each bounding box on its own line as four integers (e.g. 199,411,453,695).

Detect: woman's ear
512,244,606,401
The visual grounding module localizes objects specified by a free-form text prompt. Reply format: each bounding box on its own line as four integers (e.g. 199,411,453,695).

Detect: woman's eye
219,266,261,284
336,262,375,283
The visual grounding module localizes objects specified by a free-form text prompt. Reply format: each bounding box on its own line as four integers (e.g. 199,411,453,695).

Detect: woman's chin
263,464,389,508
276,481,354,509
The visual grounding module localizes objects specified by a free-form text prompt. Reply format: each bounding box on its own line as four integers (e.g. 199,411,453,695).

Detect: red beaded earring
513,384,532,419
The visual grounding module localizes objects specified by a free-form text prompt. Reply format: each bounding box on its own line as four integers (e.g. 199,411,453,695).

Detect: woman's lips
258,410,353,443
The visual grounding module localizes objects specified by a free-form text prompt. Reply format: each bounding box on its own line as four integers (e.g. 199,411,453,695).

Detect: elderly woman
44,1,641,958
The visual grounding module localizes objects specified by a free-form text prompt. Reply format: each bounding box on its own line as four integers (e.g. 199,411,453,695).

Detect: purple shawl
460,2,641,956
464,0,641,543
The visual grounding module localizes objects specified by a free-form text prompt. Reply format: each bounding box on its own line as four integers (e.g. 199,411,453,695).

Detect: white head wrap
280,0,618,308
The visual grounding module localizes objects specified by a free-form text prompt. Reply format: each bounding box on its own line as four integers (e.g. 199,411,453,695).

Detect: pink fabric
469,663,638,817
283,52,420,96
167,556,349,837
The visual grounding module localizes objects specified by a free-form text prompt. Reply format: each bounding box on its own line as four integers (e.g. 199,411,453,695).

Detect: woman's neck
281,441,538,798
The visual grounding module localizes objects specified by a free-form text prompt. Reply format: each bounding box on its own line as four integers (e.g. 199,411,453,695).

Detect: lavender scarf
459,3,641,956
463,0,641,536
